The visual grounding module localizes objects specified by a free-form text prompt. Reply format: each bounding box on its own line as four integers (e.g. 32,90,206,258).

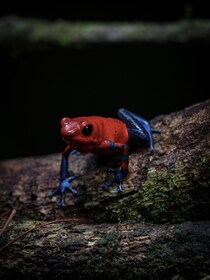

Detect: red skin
61,116,129,155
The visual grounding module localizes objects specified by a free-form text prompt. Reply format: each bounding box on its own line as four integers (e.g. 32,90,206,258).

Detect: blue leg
103,167,127,192
100,140,129,192
60,153,69,181
118,108,160,153
50,146,78,207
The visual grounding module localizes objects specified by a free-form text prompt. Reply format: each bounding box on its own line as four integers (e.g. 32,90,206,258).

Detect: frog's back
90,116,129,144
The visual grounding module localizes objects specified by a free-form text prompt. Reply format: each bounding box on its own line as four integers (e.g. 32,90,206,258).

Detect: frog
50,108,160,207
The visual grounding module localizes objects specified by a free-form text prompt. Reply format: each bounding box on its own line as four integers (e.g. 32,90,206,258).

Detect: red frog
50,108,160,207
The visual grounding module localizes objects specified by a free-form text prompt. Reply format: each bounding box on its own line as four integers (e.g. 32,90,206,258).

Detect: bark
0,220,210,280
0,100,210,279
1,16,210,53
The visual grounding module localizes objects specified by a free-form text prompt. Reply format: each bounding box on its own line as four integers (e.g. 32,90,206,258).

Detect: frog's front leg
50,145,78,207
99,140,129,192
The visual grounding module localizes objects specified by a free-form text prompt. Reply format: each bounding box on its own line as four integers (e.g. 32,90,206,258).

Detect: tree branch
0,100,209,223
1,16,210,52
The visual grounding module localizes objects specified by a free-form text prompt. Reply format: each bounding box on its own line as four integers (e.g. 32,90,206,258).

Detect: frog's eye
82,125,93,136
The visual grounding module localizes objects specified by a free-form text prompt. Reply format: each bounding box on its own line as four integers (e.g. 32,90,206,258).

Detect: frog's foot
102,168,127,192
50,175,78,207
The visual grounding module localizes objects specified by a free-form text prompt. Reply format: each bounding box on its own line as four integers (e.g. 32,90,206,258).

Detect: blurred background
0,1,209,160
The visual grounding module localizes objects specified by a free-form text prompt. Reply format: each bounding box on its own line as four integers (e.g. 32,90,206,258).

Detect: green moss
105,157,210,223
96,231,117,246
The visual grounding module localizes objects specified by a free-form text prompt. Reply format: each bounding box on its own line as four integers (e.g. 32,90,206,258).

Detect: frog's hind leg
118,108,160,154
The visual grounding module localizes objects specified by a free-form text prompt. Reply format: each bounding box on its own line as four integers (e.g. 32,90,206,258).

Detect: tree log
1,16,210,53
0,100,210,279
0,219,210,280
0,100,209,223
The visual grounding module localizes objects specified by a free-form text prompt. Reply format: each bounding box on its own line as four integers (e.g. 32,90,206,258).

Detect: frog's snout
61,117,71,126
61,118,79,141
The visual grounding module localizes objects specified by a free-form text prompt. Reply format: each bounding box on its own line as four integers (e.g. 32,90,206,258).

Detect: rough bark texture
0,100,210,279
0,220,210,280
1,17,210,53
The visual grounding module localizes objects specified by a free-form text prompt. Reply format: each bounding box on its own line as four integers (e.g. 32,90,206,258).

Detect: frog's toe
49,187,60,197
67,186,77,195
118,182,123,192
59,199,66,208
102,179,115,191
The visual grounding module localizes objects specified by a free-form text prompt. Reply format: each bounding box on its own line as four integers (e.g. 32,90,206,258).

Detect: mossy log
0,99,209,224
1,16,210,53
0,100,210,279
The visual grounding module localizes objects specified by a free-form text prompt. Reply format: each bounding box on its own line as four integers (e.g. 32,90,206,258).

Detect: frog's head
60,117,96,146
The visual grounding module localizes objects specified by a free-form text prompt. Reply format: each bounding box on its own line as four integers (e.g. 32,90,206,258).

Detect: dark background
0,2,209,160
